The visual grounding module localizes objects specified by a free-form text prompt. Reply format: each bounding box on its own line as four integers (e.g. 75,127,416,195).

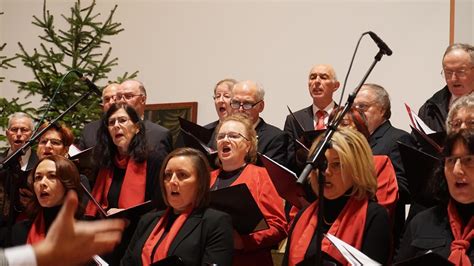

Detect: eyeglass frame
107,116,131,127
445,155,474,169
440,67,474,79
38,138,64,146
7,127,32,134
102,93,144,103
448,119,474,130
216,132,249,142
230,100,262,110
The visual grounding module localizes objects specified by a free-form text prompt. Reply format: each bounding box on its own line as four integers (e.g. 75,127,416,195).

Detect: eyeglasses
230,100,262,110
441,67,473,79
354,102,374,112
8,127,32,134
448,119,474,130
445,155,474,169
102,95,117,103
212,93,231,101
108,116,130,127
216,132,249,142
116,93,143,101
38,138,63,146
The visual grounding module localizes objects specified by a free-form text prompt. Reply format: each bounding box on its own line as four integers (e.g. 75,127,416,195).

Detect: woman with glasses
205,78,237,130
121,148,234,266
446,93,474,134
396,129,474,265
0,155,83,247
283,128,391,266
211,113,287,266
85,103,165,217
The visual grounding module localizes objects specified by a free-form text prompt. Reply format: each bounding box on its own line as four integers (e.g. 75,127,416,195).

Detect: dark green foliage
1,0,138,140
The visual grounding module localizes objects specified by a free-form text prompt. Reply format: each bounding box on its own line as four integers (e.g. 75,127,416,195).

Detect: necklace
323,215,334,226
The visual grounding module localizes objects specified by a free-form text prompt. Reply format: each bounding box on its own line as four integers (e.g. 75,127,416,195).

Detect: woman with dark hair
85,103,165,217
121,148,234,265
396,129,474,265
1,155,83,246
211,113,287,266
283,128,391,265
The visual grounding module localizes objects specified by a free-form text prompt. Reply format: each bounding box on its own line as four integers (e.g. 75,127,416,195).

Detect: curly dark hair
430,129,474,205
26,155,84,219
94,103,147,168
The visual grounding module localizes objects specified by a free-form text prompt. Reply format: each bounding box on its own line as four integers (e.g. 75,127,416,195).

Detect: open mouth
39,191,50,198
455,179,468,188
222,146,231,153
170,191,180,196
219,107,227,113
115,133,124,139
42,152,52,156
14,140,24,145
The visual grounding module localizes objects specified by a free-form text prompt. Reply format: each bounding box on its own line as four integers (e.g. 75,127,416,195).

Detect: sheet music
404,103,435,134
325,233,381,266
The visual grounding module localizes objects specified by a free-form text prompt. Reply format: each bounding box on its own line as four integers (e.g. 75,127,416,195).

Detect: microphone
73,70,102,97
368,31,393,56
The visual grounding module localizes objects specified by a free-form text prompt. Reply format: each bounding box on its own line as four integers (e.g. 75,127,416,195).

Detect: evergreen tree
1,0,137,140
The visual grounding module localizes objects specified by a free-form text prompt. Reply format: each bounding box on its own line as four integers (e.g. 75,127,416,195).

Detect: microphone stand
0,82,99,245
296,49,387,265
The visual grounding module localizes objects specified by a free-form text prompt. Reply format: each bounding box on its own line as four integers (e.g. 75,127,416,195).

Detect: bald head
230,80,265,124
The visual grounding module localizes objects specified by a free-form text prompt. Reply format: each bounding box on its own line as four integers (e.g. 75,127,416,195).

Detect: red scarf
288,196,368,266
85,155,146,216
141,207,193,265
26,210,46,244
447,200,474,266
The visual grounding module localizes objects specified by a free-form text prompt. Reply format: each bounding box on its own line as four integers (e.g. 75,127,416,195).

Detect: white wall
1,0,468,133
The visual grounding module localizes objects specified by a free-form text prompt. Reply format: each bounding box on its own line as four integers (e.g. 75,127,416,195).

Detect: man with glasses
230,80,290,167
79,81,172,156
418,43,474,133
354,83,414,248
0,112,38,226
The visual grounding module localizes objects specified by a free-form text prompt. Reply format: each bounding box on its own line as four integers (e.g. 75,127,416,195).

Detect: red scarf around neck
447,200,474,266
141,207,193,265
85,155,146,217
288,196,368,266
26,210,46,244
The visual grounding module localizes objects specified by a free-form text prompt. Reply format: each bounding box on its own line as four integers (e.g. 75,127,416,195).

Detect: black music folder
151,256,185,266
398,142,441,206
81,183,154,219
258,153,306,209
410,125,445,157
178,117,214,145
209,183,268,235
394,252,453,266
69,145,95,169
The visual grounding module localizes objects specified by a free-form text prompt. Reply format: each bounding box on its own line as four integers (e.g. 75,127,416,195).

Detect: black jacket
418,86,450,133
121,208,234,266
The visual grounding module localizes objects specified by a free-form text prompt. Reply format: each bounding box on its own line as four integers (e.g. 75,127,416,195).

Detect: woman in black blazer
121,148,233,266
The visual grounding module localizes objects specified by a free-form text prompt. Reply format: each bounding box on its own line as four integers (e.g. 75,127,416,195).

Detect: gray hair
443,43,474,65
446,93,474,134
8,112,34,129
254,81,265,102
362,83,391,120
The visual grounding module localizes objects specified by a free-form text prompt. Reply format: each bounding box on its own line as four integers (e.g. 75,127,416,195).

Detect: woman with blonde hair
283,127,391,265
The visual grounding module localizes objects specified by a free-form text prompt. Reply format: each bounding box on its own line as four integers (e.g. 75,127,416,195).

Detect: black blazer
369,120,413,203
78,119,173,156
396,204,474,263
283,105,314,140
121,208,234,266
255,118,290,168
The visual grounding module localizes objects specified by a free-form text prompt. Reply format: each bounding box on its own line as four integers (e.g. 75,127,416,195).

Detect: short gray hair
362,83,391,120
443,43,474,65
8,112,34,129
446,93,474,134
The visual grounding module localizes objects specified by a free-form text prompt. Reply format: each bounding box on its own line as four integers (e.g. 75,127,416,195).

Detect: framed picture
144,102,198,145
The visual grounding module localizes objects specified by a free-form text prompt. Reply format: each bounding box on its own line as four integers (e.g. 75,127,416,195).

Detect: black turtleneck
298,191,390,265
211,165,246,190
43,205,61,233
454,201,474,226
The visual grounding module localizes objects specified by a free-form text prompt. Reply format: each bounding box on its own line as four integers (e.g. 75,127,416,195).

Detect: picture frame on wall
144,101,198,145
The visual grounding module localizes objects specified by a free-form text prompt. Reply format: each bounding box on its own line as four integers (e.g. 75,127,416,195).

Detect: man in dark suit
283,64,340,172
230,80,290,167
354,83,414,247
0,112,38,226
78,80,173,155
418,43,474,133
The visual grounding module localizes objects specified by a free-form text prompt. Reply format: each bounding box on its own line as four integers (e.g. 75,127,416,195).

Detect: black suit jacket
121,208,234,266
369,120,413,203
418,86,450,133
396,204,474,263
78,120,173,156
255,118,290,168
283,105,314,140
